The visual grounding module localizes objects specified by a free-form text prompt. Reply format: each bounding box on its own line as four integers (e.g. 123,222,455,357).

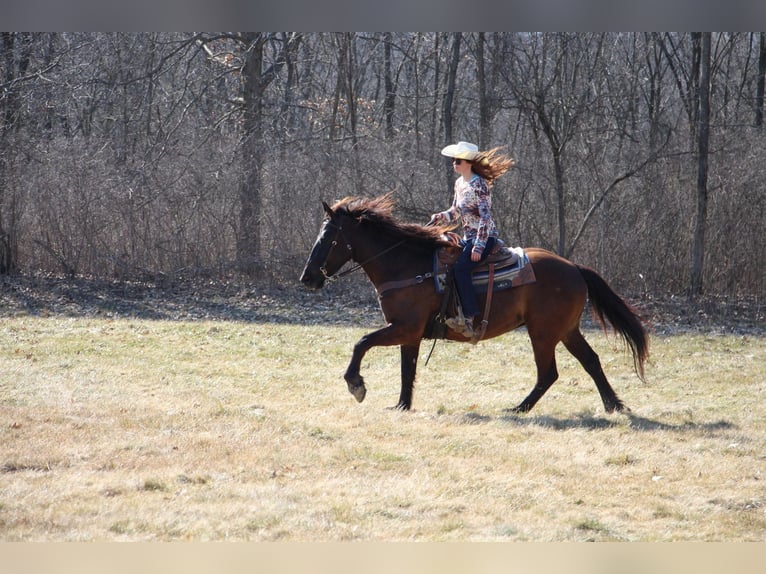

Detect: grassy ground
1,316,764,541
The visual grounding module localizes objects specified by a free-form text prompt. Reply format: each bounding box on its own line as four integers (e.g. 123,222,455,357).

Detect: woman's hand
471,251,482,262
427,214,442,226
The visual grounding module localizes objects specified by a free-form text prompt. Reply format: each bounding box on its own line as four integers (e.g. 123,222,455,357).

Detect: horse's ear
322,201,333,217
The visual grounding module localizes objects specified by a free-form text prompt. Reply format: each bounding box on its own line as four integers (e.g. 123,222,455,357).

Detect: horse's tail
577,265,649,381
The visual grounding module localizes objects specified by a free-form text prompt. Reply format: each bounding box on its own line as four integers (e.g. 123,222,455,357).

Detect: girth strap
377,272,434,299
472,263,495,343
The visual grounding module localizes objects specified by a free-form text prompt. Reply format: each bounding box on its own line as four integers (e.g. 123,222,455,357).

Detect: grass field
1,315,764,541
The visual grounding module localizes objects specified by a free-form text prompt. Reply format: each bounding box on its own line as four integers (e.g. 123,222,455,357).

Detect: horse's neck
355,232,430,287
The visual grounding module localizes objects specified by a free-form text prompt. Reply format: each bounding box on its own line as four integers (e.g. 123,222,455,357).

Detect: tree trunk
477,32,490,149
383,33,395,141
429,34,441,159
756,32,766,127
553,150,567,256
443,33,461,187
0,32,32,275
443,33,461,145
344,33,358,151
329,34,347,143
237,35,265,274
690,32,711,297
413,33,422,156
232,32,298,274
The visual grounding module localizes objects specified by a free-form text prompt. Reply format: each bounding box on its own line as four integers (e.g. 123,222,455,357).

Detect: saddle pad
434,247,536,294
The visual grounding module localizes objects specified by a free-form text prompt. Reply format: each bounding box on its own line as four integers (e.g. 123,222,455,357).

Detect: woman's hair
471,147,515,186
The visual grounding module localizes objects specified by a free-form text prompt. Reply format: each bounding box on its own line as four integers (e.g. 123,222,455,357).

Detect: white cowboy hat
440,141,480,160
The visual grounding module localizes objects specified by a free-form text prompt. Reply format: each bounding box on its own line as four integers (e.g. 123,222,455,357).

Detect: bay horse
299,194,649,413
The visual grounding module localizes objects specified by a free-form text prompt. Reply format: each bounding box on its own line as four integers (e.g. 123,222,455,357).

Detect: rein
319,217,445,366
320,221,407,281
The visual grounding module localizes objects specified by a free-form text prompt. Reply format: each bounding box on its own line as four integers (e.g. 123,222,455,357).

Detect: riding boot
445,316,475,337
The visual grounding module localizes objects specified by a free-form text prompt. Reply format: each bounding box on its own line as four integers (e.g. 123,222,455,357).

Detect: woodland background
0,32,764,297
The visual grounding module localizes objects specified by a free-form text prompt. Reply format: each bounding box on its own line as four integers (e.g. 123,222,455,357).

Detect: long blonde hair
471,147,515,186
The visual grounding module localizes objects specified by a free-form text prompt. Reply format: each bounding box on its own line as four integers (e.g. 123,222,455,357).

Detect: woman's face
452,157,473,177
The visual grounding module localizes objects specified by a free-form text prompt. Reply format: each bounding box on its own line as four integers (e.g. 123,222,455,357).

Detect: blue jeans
454,237,496,318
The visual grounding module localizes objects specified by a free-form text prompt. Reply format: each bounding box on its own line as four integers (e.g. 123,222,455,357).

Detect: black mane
331,194,453,248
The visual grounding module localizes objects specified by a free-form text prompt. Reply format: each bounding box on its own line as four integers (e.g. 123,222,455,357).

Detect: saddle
433,238,534,294
427,238,536,344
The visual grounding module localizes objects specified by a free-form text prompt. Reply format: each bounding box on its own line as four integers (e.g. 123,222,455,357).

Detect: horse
299,194,649,414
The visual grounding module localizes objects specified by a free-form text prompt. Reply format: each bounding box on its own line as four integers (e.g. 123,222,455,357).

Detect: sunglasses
452,158,463,165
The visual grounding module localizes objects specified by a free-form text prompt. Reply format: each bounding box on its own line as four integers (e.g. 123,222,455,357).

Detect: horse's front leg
395,341,422,410
344,323,414,404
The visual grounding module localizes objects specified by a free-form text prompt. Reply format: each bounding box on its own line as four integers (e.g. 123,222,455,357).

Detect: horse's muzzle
299,267,325,290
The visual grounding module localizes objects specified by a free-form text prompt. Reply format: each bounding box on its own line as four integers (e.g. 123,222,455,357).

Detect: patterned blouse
434,173,498,255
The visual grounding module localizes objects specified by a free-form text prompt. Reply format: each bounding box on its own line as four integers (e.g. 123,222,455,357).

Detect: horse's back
524,247,586,291
482,247,587,338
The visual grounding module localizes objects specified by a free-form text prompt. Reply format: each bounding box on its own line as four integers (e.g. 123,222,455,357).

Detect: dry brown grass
1,316,764,541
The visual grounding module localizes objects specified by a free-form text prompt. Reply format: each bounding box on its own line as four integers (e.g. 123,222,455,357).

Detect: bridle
318,220,354,281
317,219,406,282
316,215,440,365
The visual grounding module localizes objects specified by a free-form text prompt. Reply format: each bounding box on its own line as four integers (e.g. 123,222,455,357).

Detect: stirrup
445,316,475,338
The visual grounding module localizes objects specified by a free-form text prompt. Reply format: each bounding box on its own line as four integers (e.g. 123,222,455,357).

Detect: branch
565,127,673,259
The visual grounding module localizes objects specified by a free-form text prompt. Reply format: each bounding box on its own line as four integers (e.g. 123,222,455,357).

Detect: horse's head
299,201,354,289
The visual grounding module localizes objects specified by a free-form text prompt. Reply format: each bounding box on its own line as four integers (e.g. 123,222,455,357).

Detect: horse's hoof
348,383,367,403
504,403,531,414
389,402,410,411
611,403,631,414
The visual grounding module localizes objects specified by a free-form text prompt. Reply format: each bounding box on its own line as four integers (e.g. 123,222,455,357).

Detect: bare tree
0,33,762,297
756,32,766,127
442,33,462,188
383,32,396,141
201,32,300,274
476,32,490,149
0,33,27,273
690,33,712,297
442,33,462,145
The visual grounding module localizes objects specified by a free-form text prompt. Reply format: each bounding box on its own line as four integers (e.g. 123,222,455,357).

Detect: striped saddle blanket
433,242,536,294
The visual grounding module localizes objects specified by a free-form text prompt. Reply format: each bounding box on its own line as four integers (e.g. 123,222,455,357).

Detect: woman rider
429,141,515,339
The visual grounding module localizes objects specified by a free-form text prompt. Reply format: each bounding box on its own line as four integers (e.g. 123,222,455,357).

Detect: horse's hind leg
511,339,559,413
562,329,627,413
